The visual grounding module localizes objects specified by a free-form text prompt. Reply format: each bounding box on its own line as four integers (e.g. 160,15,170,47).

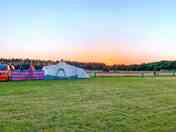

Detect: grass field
0,77,176,132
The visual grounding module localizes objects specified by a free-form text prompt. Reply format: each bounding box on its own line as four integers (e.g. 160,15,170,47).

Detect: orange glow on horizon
1,45,175,65
0,52,175,65
0,40,174,65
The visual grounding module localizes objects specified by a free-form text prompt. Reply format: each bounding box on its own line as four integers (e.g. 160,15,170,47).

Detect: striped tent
32,65,45,80
10,64,44,81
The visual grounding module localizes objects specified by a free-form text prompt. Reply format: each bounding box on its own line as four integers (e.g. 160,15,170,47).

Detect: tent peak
60,59,64,63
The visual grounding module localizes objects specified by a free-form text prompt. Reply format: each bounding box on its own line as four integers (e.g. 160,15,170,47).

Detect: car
0,64,10,81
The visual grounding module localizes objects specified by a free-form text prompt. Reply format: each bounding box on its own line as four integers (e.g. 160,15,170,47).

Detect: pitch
0,77,176,132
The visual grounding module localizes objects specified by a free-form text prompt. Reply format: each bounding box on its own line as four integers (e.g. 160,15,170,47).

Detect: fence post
141,72,144,77
153,71,155,77
94,72,96,77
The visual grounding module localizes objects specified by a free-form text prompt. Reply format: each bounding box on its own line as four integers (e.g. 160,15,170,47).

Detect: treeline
0,58,54,65
0,58,107,70
1,58,176,71
66,60,176,71
111,61,176,71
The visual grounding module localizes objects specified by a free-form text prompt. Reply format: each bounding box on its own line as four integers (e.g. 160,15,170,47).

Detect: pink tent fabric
32,71,45,80
10,71,33,80
10,65,44,81
10,71,44,81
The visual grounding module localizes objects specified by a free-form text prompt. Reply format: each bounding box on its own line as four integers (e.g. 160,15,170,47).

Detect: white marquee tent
43,62,89,80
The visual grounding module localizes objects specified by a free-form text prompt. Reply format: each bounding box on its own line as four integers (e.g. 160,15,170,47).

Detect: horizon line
0,57,175,66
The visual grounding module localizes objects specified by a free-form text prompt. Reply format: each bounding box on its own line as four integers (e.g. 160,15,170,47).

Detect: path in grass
0,77,176,132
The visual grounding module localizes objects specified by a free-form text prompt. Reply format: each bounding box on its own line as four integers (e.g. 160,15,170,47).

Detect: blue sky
1,0,176,64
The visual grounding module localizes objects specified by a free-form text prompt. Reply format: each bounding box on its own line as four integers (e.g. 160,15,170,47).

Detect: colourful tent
10,64,44,81
32,65,45,80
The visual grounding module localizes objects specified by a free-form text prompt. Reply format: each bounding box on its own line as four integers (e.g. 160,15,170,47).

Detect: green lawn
0,77,176,132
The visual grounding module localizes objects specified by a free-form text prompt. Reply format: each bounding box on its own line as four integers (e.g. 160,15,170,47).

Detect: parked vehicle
0,64,10,81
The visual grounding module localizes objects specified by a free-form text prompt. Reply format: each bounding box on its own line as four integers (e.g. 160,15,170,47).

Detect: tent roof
43,62,89,79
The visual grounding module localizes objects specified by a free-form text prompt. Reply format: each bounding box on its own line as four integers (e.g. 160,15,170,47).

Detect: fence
88,71,176,77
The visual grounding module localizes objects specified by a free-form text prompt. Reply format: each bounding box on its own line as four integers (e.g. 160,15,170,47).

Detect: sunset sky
1,0,176,64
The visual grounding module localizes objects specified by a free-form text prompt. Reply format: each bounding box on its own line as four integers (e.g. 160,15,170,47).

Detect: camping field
0,77,176,132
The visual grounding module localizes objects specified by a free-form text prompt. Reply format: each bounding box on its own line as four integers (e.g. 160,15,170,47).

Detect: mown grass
0,77,176,132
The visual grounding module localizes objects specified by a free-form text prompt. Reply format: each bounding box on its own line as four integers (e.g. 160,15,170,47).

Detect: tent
10,64,44,81
0,64,9,81
32,65,45,80
43,62,89,80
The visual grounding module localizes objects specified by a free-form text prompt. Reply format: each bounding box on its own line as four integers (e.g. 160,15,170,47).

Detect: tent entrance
56,68,66,78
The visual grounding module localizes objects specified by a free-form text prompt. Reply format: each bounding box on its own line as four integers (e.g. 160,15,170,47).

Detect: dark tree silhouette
1,58,176,71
